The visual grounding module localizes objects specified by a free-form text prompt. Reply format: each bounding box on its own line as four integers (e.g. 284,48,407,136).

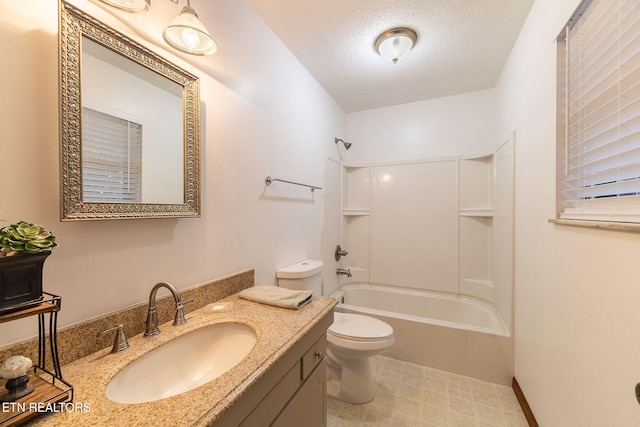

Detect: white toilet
277,260,395,404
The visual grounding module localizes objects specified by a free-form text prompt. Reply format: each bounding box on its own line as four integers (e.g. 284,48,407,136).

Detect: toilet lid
328,312,393,340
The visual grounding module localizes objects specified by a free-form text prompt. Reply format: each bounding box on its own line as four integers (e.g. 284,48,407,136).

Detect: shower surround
324,134,515,384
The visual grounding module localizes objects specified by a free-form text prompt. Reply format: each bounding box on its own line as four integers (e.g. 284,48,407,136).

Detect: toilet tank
276,260,323,294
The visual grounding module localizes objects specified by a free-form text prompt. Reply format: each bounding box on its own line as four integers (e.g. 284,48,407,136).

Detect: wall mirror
59,1,200,220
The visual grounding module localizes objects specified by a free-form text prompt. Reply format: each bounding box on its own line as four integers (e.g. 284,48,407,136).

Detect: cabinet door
239,361,302,427
273,359,327,427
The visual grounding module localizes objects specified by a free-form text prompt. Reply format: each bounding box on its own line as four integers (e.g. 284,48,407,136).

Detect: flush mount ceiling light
97,0,150,13
163,0,218,56
374,28,417,64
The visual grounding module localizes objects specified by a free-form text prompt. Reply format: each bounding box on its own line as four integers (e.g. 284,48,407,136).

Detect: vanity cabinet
215,309,333,427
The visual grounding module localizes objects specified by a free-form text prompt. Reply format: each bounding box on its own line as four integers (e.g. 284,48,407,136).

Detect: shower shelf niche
458,209,494,217
343,209,370,216
457,135,514,314
458,150,496,300
342,164,370,216
459,152,494,213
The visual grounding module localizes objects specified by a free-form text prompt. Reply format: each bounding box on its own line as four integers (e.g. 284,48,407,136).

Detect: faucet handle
335,245,349,261
174,299,193,326
97,324,130,353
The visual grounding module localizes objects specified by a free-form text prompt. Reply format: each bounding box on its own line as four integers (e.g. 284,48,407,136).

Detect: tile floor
327,356,529,427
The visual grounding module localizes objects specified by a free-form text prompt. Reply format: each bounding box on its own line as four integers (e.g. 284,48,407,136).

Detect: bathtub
331,283,514,385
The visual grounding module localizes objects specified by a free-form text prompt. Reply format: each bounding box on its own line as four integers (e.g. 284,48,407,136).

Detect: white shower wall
370,159,459,293
337,137,513,330
322,156,344,298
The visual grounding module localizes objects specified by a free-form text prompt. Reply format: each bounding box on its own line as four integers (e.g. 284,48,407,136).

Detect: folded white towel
238,284,313,310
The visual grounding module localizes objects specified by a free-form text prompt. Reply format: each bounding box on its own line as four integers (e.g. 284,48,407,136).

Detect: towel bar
265,176,322,193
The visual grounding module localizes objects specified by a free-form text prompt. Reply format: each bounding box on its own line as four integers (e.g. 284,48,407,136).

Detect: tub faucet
336,268,352,278
144,281,189,337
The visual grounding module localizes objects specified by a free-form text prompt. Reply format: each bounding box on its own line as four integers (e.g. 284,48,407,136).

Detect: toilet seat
327,312,394,352
329,312,393,340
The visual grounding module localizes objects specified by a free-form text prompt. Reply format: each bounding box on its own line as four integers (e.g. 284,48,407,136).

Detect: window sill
549,218,640,233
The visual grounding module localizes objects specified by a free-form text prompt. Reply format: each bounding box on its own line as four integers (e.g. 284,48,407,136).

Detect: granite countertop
27,294,336,426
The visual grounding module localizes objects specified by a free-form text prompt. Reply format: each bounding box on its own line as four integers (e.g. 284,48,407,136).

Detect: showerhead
335,138,352,150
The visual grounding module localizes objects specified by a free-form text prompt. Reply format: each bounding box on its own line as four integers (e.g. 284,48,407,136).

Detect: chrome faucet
336,268,352,278
144,281,189,337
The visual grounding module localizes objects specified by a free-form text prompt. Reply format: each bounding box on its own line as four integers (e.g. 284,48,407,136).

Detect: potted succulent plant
0,221,58,313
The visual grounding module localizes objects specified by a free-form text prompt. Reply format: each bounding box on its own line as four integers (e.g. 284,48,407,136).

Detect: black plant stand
0,292,73,426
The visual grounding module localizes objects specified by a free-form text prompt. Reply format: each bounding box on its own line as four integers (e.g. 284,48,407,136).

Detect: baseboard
512,377,539,427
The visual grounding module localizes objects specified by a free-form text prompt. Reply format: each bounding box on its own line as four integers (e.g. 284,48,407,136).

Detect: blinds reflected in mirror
81,108,142,202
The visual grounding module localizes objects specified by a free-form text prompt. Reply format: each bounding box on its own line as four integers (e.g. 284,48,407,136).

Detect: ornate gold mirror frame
59,1,201,220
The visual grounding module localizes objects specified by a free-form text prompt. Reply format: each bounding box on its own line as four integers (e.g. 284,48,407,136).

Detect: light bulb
181,28,200,49
162,5,218,55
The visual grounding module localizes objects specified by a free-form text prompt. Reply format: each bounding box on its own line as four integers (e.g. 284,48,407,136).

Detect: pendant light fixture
162,0,218,56
97,0,150,13
374,28,417,64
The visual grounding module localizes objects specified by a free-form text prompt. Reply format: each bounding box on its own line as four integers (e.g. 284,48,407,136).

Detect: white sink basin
106,323,257,404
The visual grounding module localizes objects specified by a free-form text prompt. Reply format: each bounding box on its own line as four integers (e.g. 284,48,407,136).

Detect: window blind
81,108,142,202
559,0,640,222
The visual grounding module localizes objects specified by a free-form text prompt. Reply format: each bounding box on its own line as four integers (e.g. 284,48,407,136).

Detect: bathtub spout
337,268,352,278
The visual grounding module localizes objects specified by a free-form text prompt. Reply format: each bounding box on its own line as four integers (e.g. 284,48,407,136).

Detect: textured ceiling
245,0,535,113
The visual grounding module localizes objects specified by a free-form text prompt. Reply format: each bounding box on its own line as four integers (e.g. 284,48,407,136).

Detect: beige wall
496,0,640,425
0,0,345,346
